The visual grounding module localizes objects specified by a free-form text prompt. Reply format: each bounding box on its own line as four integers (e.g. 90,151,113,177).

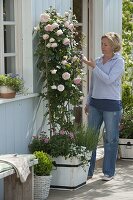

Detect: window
0,0,16,74
0,0,33,93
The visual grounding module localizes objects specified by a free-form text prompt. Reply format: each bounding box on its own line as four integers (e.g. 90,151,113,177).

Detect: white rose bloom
51,43,58,48
72,55,78,62
82,55,87,61
49,38,55,42
43,34,49,40
64,12,69,17
46,43,51,48
34,26,40,31
50,69,57,74
71,116,75,120
51,85,57,89
57,84,65,92
56,30,63,36
80,96,84,100
63,56,68,60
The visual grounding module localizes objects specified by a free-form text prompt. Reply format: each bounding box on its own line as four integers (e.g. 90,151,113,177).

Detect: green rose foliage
35,8,84,132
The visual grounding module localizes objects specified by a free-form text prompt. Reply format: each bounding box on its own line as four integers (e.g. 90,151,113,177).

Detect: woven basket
34,175,52,200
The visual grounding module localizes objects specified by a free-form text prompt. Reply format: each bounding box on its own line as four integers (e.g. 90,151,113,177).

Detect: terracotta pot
0,86,16,99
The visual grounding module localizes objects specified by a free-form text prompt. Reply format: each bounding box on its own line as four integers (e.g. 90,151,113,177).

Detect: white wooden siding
103,0,122,34
91,0,122,58
0,97,39,154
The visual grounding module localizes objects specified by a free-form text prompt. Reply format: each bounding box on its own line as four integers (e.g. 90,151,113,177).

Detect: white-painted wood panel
0,97,38,154
103,0,122,35
91,0,122,58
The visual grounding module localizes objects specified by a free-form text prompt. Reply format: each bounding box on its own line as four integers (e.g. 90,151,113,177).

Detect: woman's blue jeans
88,106,122,177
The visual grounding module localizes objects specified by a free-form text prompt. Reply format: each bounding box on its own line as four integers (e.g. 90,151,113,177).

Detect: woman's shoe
102,175,114,181
87,176,92,180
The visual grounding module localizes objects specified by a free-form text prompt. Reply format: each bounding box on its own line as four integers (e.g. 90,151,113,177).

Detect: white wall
91,0,122,59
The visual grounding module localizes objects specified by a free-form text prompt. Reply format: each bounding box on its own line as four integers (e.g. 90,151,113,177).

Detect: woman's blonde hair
101,32,122,52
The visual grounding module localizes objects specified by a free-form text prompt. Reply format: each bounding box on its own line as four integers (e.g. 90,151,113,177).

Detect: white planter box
119,138,133,159
50,152,92,190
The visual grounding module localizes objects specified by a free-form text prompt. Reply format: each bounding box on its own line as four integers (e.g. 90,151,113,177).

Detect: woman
83,32,125,181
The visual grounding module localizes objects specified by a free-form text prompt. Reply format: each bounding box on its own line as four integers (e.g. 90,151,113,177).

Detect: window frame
0,0,33,94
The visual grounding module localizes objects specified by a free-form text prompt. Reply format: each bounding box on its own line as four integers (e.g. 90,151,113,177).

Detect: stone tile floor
48,159,133,200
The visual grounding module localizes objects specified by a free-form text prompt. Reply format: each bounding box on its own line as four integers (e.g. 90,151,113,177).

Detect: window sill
0,93,39,105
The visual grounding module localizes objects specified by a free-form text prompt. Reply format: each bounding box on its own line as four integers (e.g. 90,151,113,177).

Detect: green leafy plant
34,151,53,176
119,107,133,139
119,0,133,139
122,0,133,110
0,74,24,93
29,125,99,164
34,7,84,134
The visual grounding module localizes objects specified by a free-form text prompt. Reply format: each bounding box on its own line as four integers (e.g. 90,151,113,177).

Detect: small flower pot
0,86,16,98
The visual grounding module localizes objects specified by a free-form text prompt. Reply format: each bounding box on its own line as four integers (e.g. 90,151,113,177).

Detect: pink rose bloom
61,60,68,65
44,138,49,143
68,23,74,31
64,21,69,28
56,30,63,36
43,34,49,40
74,76,81,85
40,13,50,23
69,132,74,139
63,38,70,45
51,43,58,48
62,72,70,80
60,130,65,135
52,22,59,29
45,24,53,32
57,84,65,92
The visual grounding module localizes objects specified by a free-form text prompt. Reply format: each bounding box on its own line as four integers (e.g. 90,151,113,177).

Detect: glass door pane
4,57,16,74
4,25,15,53
73,0,82,23
3,0,14,21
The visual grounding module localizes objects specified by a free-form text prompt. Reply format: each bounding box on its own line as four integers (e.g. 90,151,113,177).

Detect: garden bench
0,154,38,200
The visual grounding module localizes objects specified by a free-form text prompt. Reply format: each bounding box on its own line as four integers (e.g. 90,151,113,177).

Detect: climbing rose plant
34,8,84,133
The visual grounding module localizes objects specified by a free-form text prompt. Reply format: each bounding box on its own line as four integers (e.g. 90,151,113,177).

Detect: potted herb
34,151,53,200
29,125,98,189
0,74,24,98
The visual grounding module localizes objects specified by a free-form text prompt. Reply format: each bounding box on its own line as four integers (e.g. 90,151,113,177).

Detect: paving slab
48,159,133,200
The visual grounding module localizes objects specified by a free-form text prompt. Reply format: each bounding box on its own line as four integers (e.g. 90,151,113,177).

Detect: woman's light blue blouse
87,53,125,105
